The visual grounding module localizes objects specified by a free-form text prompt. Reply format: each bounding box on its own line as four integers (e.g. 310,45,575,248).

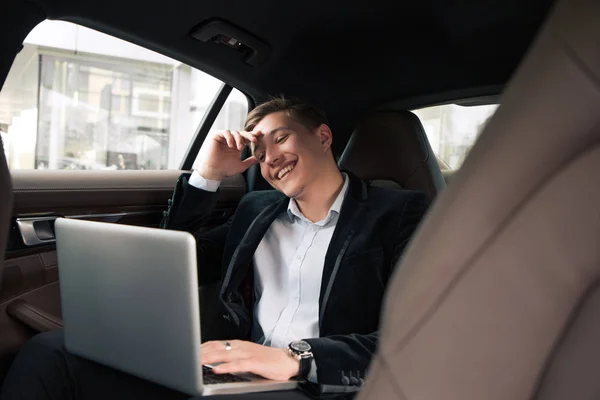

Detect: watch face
290,340,311,353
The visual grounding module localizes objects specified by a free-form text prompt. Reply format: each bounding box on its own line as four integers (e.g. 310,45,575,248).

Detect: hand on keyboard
202,365,251,385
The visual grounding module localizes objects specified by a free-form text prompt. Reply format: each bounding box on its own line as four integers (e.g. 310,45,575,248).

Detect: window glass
191,89,249,170
413,103,498,170
0,20,246,170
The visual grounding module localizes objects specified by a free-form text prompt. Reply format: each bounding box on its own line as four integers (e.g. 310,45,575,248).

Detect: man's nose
265,147,283,166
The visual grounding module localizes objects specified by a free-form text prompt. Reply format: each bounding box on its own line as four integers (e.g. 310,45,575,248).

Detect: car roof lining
2,0,554,154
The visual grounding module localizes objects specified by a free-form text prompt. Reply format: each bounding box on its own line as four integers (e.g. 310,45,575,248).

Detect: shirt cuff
188,170,221,192
307,359,318,383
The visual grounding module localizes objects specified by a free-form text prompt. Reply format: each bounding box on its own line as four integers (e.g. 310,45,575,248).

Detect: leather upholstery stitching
555,28,600,92
530,278,600,397
378,354,409,400
390,135,600,355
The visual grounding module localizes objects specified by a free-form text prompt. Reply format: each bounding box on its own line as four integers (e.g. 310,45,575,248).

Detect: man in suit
0,98,428,400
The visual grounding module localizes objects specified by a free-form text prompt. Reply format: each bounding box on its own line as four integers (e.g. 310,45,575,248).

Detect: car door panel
0,281,61,379
0,170,247,381
11,170,183,216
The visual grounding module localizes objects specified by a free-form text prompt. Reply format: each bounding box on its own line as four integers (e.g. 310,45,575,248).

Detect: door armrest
6,299,63,332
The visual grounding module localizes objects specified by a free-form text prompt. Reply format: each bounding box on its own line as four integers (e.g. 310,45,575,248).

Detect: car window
191,89,249,170
0,20,247,170
413,103,498,170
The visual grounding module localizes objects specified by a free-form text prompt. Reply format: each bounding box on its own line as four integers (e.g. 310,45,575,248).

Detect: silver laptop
55,217,298,396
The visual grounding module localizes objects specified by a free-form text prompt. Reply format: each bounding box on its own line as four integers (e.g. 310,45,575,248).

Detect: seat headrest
338,110,445,201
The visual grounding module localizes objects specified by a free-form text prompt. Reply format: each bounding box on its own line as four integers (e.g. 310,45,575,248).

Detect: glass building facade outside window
0,21,247,171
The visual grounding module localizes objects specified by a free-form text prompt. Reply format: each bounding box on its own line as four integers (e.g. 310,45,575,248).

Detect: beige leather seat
0,137,13,283
339,110,446,202
359,0,600,398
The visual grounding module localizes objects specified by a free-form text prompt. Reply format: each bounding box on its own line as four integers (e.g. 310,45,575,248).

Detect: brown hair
244,96,329,133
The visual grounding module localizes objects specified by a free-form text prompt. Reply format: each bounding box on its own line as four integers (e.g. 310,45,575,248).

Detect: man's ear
316,124,333,152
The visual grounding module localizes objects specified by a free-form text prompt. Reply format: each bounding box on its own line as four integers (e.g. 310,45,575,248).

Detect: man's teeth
278,163,295,180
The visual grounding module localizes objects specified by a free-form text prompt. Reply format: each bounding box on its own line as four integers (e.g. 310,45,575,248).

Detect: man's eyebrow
252,126,293,154
267,126,293,135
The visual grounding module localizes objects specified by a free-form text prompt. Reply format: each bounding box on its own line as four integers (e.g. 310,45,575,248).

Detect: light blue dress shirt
189,171,350,382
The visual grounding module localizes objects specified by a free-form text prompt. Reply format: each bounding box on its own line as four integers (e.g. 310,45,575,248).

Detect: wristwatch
288,340,313,379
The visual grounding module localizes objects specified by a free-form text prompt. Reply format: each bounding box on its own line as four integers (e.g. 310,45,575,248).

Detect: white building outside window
0,20,248,171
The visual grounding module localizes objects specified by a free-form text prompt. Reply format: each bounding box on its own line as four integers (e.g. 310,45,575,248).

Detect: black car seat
339,110,446,202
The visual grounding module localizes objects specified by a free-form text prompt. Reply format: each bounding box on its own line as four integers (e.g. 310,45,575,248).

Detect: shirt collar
287,173,349,225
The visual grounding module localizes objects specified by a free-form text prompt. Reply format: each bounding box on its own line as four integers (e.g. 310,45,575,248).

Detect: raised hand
195,130,263,181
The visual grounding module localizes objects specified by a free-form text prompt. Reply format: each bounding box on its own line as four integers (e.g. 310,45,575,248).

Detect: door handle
15,216,58,246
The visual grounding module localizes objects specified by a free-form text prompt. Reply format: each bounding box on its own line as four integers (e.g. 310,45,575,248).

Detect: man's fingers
241,156,259,167
201,339,248,352
240,131,259,143
201,340,232,349
228,340,246,348
200,340,221,349
230,131,246,150
200,341,226,354
221,130,236,149
201,349,250,365
213,359,254,375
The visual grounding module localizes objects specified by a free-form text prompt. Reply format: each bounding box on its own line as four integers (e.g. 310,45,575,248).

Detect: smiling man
1,97,429,400
162,97,430,389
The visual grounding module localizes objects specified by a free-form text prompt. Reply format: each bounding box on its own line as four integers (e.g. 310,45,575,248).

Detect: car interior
0,140,13,328
4,0,595,397
360,0,600,398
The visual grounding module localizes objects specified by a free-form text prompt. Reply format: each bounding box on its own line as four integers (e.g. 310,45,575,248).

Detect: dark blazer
161,171,428,386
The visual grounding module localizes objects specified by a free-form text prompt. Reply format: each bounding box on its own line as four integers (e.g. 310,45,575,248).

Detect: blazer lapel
221,196,288,295
319,173,369,326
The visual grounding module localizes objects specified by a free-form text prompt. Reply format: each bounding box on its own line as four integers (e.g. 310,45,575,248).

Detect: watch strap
298,352,312,378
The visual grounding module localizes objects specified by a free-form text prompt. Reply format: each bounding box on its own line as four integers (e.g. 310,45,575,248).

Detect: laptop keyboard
202,365,252,384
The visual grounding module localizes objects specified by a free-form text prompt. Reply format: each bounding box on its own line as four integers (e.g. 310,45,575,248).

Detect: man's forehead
252,126,293,152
